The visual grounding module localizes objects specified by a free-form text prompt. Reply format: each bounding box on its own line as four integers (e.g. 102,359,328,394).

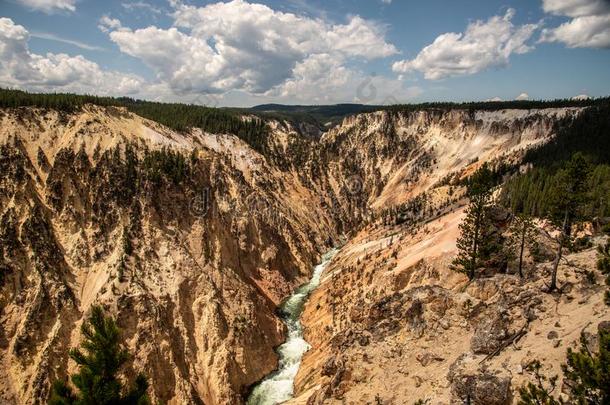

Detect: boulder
547,330,559,340
470,310,509,354
416,352,445,367
598,321,610,335
451,372,512,405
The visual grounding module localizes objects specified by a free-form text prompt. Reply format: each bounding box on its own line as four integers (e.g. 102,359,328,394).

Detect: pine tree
546,153,591,292
451,163,495,280
506,214,536,278
597,241,610,306
518,330,610,404
49,306,149,405
518,360,562,405
561,329,610,403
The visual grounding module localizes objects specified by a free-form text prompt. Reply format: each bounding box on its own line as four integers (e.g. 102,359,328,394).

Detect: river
247,249,337,405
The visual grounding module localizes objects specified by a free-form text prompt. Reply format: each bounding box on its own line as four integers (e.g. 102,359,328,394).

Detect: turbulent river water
247,250,337,405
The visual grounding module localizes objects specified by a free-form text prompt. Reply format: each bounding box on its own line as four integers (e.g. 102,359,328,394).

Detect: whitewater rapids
247,250,337,405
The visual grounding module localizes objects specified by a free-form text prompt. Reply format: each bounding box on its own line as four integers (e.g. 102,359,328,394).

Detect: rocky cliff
1,103,604,405
0,105,335,404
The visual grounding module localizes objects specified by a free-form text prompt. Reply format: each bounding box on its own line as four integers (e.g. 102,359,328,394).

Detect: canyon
0,102,608,404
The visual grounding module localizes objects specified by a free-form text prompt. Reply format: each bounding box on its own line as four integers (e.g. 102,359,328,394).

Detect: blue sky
1,0,609,106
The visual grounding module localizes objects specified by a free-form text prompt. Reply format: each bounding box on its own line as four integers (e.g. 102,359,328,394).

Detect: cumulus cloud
392,9,539,80
516,92,529,100
0,17,144,95
4,1,417,105
542,0,610,17
265,53,421,104
540,0,610,48
14,0,76,13
106,0,398,96
98,15,123,33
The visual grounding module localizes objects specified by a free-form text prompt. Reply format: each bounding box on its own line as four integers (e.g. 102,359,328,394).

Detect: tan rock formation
1,103,602,405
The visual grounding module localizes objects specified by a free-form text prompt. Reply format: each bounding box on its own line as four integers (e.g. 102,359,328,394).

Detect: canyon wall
0,104,596,404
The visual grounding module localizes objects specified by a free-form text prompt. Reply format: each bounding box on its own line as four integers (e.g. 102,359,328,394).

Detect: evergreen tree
546,153,591,292
518,360,562,405
561,330,610,403
519,329,610,404
597,240,610,306
506,214,536,278
49,306,149,405
451,163,495,280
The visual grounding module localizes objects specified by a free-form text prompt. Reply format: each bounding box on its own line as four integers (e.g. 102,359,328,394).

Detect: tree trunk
518,227,525,278
470,215,480,281
549,237,564,291
549,210,569,292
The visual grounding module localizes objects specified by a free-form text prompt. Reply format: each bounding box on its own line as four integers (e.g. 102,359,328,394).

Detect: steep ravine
247,249,337,405
0,104,597,404
290,211,610,404
0,106,338,405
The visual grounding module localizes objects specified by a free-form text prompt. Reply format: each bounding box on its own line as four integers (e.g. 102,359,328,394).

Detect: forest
0,88,270,154
501,104,610,220
3,88,609,150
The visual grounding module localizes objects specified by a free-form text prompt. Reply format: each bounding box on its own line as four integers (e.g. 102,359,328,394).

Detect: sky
0,0,609,107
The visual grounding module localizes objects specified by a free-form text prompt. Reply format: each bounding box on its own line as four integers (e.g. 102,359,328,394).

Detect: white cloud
265,53,421,104
542,0,610,18
3,1,416,106
0,17,144,95
516,92,529,100
121,1,162,14
106,0,398,96
30,31,105,51
486,97,504,102
540,0,610,48
14,0,76,13
98,15,123,33
392,9,539,80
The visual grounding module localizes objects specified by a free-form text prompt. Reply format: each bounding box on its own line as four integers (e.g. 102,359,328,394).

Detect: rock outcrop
0,103,603,405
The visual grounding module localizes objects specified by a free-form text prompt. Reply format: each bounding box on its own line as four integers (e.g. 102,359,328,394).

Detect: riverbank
247,250,338,405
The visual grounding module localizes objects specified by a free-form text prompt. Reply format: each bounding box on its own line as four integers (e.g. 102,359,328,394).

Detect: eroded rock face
450,372,512,405
0,104,596,404
0,107,337,405
470,308,510,355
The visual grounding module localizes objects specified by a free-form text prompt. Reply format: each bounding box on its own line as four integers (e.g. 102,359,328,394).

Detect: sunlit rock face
0,104,588,404
247,250,336,405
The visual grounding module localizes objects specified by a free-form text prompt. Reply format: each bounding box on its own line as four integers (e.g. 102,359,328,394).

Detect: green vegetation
546,153,592,291
127,100,269,153
0,88,119,111
502,104,610,220
385,97,610,114
506,214,536,278
50,306,149,405
141,147,190,186
502,165,610,221
562,329,610,403
499,104,610,290
451,163,495,280
597,241,610,306
518,360,561,405
519,329,610,404
0,88,269,154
